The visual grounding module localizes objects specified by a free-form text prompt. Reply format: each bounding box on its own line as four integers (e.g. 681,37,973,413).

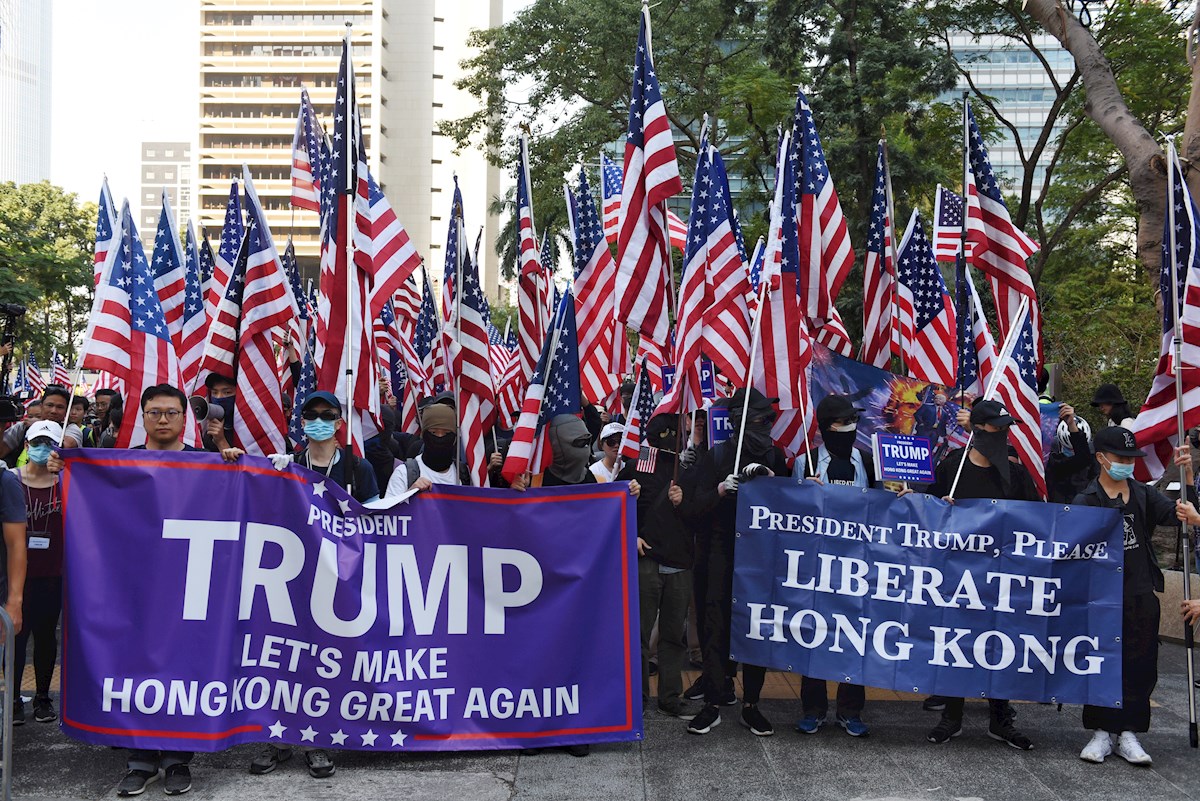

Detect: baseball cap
600,422,624,440
301,391,342,415
26,420,63,443
1093,426,1146,457
969,399,1014,428
815,394,863,426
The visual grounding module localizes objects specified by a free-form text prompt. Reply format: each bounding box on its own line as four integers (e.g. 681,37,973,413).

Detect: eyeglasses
143,409,183,420
603,436,622,447
302,409,341,422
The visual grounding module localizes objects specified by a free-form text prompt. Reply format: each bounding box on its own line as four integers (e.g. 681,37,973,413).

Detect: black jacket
927,447,1038,501
679,440,791,537
617,451,693,570
1045,429,1095,504
1073,478,1174,593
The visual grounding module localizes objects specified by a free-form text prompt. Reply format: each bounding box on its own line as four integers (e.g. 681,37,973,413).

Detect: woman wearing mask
589,422,625,483
11,420,62,726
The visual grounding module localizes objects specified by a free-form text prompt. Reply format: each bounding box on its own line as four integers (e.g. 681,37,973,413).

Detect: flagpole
880,133,905,375
946,295,1029,501
340,23,357,498
453,209,467,482
733,279,769,477
956,92,971,410
1166,139,1199,748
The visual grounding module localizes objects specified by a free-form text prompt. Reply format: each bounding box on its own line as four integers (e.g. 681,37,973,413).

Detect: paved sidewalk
12,644,1200,801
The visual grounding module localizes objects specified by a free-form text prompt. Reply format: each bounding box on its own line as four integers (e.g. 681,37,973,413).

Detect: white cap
600,422,624,440
26,420,63,443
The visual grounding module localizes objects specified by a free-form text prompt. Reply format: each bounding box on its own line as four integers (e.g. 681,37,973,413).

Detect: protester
680,387,786,737
0,387,82,465
11,420,64,726
365,404,402,490
617,413,697,720
793,394,871,737
6,401,42,468
68,395,89,429
383,401,466,495
1046,403,1095,504
0,442,26,635
921,399,1036,749
202,373,237,452
590,422,625,483
1074,428,1199,766
1090,383,1136,428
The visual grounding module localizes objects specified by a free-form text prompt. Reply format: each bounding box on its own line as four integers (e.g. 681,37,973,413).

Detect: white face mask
830,422,857,433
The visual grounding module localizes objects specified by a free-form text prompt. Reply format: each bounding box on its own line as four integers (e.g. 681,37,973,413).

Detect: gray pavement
12,643,1200,801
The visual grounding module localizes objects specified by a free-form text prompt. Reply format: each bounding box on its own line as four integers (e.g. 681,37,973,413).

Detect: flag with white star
894,210,956,387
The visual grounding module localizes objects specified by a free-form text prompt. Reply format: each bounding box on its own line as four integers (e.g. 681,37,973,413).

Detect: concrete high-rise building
197,0,504,300
0,0,51,184
139,142,193,245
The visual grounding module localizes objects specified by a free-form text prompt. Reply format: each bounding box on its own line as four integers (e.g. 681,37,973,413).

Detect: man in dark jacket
1074,427,1200,766
617,413,696,720
1046,402,1095,503
680,388,787,738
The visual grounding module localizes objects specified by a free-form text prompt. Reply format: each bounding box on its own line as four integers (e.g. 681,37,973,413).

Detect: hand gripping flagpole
340,23,357,498
946,295,1029,501
1166,139,1199,747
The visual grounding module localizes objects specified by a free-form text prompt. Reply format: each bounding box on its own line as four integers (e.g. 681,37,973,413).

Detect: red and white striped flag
80,201,198,448
933,184,973,263
516,136,547,391
619,358,657,460
614,6,682,346
149,191,189,359
894,210,957,387
392,277,427,435
861,142,896,369
179,222,208,394
986,301,1046,499
207,182,243,327
361,170,421,319
567,169,620,407
602,154,687,254
93,178,118,288
50,349,71,388
25,353,45,398
290,88,322,213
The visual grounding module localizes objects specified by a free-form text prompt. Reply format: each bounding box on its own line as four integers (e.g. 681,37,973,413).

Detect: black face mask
972,429,1011,488
422,432,457,471
741,424,774,460
822,428,856,458
211,396,236,431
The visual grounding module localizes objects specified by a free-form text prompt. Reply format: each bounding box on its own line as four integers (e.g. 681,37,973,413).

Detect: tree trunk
1024,0,1167,277
1180,1,1200,194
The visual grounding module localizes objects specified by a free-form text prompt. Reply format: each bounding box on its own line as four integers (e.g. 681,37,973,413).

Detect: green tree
0,181,96,367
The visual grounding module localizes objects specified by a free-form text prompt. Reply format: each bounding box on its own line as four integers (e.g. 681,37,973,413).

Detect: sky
48,0,531,209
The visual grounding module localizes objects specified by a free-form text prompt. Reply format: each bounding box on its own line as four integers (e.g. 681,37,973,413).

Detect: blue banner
732,479,1125,706
61,451,641,752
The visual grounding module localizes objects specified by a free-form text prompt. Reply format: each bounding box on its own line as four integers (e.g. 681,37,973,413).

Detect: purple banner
61,451,641,752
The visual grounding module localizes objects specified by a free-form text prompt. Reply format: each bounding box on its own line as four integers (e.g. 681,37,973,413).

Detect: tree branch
1032,163,1128,282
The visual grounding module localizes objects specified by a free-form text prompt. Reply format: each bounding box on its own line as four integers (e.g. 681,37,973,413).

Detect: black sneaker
564,744,590,757
657,700,700,721
12,699,24,727
32,695,56,723
989,711,1034,751
117,769,159,797
718,679,739,706
922,695,947,712
304,749,336,778
163,764,191,796
740,704,774,736
249,745,292,775
926,715,962,744
687,704,721,734
682,675,706,702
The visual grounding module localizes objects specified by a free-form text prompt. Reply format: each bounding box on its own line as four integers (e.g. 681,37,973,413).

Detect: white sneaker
1115,731,1152,766
1079,730,1112,763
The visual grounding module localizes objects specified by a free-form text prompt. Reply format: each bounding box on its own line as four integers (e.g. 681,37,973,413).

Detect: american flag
414,267,444,395
12,358,27,397
198,230,215,296
179,222,208,395
489,320,521,429
445,218,496,486
441,178,464,321
894,210,956,386
861,142,896,369
208,182,243,327
614,6,682,347
987,301,1047,499
501,290,582,483
748,235,765,293
964,103,1041,353
278,237,308,400
635,334,668,393
1131,142,1200,480
361,170,421,318
600,154,686,252
955,260,998,399
150,191,189,359
375,299,406,402
516,136,547,393
93,178,118,288
289,327,318,448
568,168,620,407
699,143,752,391
314,36,380,455
25,353,44,397
393,276,427,434
619,358,657,460
291,88,323,213
231,172,297,455
754,128,816,459
79,201,197,448
636,445,659,473
792,90,854,357
933,184,974,263
50,349,71,388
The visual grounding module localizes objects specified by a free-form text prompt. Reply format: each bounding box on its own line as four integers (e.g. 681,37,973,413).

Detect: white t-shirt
589,458,622,483
384,455,459,498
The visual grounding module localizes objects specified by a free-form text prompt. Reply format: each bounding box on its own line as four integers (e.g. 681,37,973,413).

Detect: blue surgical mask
1104,459,1135,482
303,419,336,443
27,444,52,465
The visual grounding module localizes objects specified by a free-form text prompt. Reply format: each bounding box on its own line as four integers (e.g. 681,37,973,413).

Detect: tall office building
197,0,504,299
0,0,51,184
139,142,194,245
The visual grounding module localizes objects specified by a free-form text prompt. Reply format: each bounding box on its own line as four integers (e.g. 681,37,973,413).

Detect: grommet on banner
912,687,919,692
1115,636,1121,643
844,676,852,682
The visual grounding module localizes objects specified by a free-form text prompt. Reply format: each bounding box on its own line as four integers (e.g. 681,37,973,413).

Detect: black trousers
800,678,865,718
699,527,764,706
691,526,735,690
1082,592,1159,733
14,576,62,697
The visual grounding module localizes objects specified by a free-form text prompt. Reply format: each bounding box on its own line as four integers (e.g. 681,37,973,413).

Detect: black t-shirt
1095,490,1154,595
929,448,1036,501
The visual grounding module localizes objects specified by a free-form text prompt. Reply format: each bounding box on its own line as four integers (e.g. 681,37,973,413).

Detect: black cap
815,394,863,427
1090,383,1126,407
728,387,779,421
1093,426,1146,457
969,399,1014,428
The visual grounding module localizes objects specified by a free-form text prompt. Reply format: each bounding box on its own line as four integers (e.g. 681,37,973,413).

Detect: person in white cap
590,422,625,483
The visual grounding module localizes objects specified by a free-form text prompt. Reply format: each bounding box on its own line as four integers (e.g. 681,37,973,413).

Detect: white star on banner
390,730,408,747
268,721,286,739
312,481,327,498
361,730,378,747
338,498,351,514
300,726,317,742
329,730,348,746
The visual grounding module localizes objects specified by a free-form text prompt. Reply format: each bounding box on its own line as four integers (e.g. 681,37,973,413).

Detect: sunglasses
302,410,341,422
603,435,622,447
29,437,54,448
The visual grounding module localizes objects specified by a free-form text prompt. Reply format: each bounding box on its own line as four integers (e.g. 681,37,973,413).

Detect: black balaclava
548,414,592,483
644,413,679,455
420,403,458,472
972,428,1012,488
730,388,776,462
